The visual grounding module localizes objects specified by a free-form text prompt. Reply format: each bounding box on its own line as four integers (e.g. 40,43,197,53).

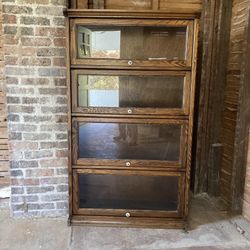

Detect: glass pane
79,174,179,211
78,123,181,161
77,26,187,61
78,75,184,109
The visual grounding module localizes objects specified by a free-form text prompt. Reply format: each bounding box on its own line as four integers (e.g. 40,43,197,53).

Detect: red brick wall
3,0,69,217
0,0,9,187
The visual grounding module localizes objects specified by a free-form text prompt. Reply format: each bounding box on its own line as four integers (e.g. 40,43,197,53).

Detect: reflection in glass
79,174,179,210
78,123,181,161
77,26,187,60
78,27,120,59
78,75,184,109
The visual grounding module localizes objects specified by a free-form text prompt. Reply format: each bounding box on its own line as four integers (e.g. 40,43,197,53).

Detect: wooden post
230,6,250,213
193,0,232,195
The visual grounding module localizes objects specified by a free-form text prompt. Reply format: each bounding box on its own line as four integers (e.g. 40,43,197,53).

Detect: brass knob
125,212,131,218
126,162,131,167
128,109,132,114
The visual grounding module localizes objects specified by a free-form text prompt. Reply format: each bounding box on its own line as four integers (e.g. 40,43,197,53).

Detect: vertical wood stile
184,18,199,220
152,0,159,10
66,17,73,220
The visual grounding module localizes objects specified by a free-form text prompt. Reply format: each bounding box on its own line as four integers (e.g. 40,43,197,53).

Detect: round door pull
125,212,131,218
126,162,131,167
128,60,133,65
128,109,133,114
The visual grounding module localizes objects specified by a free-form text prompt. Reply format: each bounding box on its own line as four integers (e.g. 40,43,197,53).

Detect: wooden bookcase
66,0,200,228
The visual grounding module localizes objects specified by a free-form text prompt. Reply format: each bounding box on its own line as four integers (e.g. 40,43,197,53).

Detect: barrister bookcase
66,0,200,228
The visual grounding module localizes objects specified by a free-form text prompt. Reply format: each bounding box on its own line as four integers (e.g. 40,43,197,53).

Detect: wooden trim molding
66,9,201,19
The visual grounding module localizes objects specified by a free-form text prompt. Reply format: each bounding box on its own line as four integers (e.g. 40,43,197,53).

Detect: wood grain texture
67,3,200,227
159,0,202,13
66,17,73,219
230,2,250,213
220,0,250,212
193,0,232,196
105,0,152,10
66,9,200,19
184,19,199,219
71,215,185,229
72,0,202,13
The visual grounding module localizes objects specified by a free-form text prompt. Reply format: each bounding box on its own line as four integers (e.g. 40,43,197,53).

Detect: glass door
72,117,188,169
72,70,191,115
70,18,194,69
73,169,185,218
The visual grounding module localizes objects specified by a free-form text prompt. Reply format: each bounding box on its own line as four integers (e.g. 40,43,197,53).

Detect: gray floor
1,194,250,250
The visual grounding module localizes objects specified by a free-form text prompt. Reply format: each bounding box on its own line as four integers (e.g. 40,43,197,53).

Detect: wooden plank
68,1,202,14
184,18,199,219
106,0,151,10
220,0,250,210
66,16,73,219
66,9,200,19
230,4,250,213
193,0,233,195
159,0,202,12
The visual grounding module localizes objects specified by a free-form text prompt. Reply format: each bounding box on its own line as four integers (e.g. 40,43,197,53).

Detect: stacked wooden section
67,0,201,228
0,0,9,187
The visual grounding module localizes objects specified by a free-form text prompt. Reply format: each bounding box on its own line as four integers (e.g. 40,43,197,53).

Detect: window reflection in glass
78,123,181,161
78,75,184,109
78,27,120,59
77,26,187,60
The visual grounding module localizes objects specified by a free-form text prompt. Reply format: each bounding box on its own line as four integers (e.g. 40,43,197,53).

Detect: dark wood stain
66,0,201,228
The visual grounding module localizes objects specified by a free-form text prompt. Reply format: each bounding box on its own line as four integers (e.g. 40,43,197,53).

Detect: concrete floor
1,194,250,250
